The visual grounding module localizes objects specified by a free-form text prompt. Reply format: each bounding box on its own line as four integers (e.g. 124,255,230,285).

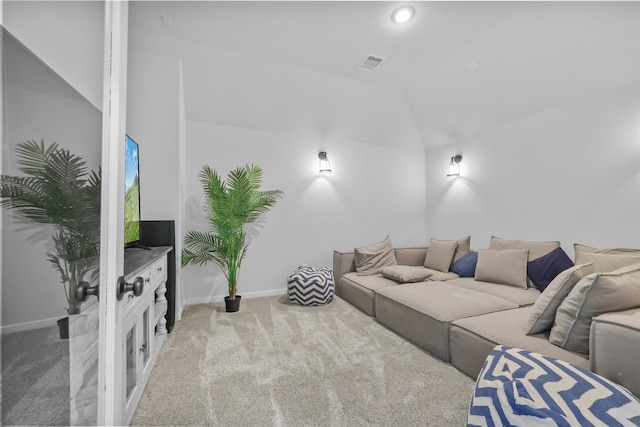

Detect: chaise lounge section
375,281,518,361
333,236,640,398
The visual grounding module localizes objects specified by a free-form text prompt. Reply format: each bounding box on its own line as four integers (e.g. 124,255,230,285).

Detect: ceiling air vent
357,54,386,71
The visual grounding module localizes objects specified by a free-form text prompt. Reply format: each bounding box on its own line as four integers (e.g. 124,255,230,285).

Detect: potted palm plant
181,164,283,312
0,140,101,338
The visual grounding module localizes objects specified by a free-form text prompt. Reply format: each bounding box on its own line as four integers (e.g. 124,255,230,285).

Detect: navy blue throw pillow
527,247,574,292
451,251,478,277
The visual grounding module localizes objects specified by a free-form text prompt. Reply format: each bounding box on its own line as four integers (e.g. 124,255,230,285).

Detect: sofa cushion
549,262,640,353
354,235,397,275
381,265,432,283
376,281,517,323
475,249,529,289
576,253,640,273
590,308,640,399
453,235,471,263
527,247,574,292
450,307,589,378
424,239,458,272
574,243,640,272
375,281,517,362
574,243,640,257
525,262,594,335
339,272,398,317
489,236,560,261
340,272,396,293
393,247,427,266
423,269,459,281
451,251,478,277
446,278,540,306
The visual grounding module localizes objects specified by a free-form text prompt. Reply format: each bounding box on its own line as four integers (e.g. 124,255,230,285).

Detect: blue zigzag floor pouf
468,345,640,426
287,265,335,306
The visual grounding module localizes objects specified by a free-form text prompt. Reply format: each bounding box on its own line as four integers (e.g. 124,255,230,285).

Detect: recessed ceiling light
391,6,415,24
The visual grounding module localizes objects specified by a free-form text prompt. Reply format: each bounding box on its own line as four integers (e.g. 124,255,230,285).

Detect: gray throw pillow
475,248,529,289
424,239,458,272
549,262,640,353
525,262,593,335
354,235,397,276
382,265,433,283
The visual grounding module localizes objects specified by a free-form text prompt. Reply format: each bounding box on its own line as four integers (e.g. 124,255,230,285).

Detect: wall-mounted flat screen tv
124,135,141,247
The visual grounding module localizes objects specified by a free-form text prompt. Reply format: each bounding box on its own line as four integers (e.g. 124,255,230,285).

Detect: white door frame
98,1,128,425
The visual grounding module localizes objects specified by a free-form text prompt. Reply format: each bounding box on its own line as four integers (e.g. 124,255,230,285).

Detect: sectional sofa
333,236,640,398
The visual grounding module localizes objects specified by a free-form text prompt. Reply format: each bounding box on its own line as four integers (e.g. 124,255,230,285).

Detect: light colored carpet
1,325,70,426
131,295,475,426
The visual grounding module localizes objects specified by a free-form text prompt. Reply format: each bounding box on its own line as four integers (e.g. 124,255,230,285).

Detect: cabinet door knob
139,344,146,353
76,281,99,302
116,276,144,301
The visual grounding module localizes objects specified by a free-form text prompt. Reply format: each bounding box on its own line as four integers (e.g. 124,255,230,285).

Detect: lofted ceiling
129,1,640,149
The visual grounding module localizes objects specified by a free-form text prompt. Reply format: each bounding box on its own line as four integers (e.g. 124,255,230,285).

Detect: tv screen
124,135,141,246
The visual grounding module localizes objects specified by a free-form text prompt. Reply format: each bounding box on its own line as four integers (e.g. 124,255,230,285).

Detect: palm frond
184,230,219,254
14,140,59,176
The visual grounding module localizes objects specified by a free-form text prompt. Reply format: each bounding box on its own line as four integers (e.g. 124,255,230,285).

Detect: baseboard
1,289,287,334
184,288,287,306
1,316,59,335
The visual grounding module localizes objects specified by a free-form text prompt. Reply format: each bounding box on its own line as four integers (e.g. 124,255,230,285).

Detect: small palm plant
181,164,283,303
0,140,101,315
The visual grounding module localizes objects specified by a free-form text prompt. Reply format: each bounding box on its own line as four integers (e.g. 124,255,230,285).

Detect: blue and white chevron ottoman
468,345,640,427
287,265,334,306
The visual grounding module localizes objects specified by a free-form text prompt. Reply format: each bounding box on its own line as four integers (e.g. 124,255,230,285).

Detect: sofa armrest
590,308,640,398
333,250,356,295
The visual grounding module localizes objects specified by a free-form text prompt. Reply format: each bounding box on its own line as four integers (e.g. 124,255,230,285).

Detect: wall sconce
318,151,332,174
447,154,462,177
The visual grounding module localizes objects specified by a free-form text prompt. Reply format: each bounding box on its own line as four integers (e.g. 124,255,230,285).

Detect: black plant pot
57,317,69,340
224,295,241,313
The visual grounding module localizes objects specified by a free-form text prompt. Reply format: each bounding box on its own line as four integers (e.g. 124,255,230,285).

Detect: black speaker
140,220,176,333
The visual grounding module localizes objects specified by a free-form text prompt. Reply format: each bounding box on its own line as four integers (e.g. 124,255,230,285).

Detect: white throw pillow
574,243,640,272
475,248,529,289
489,236,560,261
525,262,593,335
354,235,397,276
549,262,640,353
382,266,433,283
424,239,458,273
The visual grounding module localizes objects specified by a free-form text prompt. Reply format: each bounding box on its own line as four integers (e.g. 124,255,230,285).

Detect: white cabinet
121,247,171,425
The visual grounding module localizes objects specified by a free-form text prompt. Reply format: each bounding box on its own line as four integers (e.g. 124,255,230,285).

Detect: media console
122,246,172,425
140,220,176,332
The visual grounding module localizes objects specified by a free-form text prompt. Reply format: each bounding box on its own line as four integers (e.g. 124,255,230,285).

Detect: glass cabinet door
142,307,150,366
125,322,138,403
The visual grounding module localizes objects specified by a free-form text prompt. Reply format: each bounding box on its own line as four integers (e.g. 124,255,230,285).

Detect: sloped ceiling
129,1,640,149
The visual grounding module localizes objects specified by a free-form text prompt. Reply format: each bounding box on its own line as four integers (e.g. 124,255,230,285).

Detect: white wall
182,121,428,304
424,82,640,257
3,1,104,110
126,32,180,222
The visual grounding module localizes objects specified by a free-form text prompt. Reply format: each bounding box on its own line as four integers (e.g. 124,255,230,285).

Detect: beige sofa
333,240,640,398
